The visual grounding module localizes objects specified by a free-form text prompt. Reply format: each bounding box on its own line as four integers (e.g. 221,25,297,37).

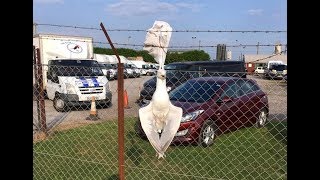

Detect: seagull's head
157,68,166,80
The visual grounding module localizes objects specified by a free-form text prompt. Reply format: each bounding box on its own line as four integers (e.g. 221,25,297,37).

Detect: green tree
93,47,138,57
166,50,210,64
136,50,156,63
181,50,210,61
93,47,210,64
93,47,113,54
166,52,183,64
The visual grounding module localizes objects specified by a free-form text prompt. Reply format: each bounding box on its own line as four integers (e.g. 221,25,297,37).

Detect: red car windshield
169,80,222,103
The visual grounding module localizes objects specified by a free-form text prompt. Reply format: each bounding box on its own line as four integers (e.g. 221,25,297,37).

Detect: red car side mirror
217,96,232,104
222,96,232,102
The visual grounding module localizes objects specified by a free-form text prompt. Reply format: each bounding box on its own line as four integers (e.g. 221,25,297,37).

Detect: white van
46,59,112,112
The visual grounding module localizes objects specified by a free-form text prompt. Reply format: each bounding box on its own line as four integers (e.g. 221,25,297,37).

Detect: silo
216,44,227,60
216,44,221,60
221,44,226,60
227,50,232,60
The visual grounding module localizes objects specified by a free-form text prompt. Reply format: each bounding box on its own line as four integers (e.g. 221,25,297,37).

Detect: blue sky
33,0,287,60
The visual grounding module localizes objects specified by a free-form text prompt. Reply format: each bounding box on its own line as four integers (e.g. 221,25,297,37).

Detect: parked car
141,64,157,76
98,63,117,80
108,64,119,79
254,67,266,74
111,63,140,79
110,63,145,79
135,76,269,147
137,60,247,104
124,63,140,78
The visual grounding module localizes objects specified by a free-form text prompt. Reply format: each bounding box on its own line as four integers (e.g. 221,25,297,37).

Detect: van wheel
53,94,69,112
198,120,218,147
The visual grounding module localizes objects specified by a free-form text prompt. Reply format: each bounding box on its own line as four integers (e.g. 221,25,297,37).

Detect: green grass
33,118,287,180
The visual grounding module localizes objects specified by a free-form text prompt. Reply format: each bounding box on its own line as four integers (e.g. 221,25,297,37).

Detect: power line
35,23,287,33
36,23,102,31
35,36,287,49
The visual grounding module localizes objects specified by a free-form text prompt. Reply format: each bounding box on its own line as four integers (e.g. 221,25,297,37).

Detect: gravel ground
248,74,287,121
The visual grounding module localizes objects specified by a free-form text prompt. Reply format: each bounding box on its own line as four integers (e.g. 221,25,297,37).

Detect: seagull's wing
139,102,162,155
159,103,183,153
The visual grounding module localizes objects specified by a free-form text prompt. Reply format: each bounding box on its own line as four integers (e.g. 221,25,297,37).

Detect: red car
136,76,269,147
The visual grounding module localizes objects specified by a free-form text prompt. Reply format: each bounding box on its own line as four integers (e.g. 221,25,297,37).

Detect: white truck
267,60,285,69
33,33,112,112
265,60,287,80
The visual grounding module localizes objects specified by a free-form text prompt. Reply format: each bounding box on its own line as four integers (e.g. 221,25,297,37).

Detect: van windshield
48,60,104,76
270,64,286,71
165,64,190,70
124,64,137,69
99,63,115,70
142,64,153,69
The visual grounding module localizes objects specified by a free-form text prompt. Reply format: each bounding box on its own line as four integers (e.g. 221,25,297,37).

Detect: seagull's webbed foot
157,152,166,159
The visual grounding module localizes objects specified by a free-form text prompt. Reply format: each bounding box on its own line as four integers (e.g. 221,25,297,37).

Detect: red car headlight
181,110,204,123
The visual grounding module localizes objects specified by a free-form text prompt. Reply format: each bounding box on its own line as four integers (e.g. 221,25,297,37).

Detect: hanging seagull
143,21,172,66
139,21,182,159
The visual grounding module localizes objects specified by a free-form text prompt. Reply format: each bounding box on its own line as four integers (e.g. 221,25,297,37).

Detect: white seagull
139,21,182,159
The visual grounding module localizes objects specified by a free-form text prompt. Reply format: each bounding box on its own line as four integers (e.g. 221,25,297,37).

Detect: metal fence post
100,22,125,180
35,47,47,134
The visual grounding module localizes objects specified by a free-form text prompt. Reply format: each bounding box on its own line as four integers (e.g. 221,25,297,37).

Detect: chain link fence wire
33,25,286,179
33,62,287,180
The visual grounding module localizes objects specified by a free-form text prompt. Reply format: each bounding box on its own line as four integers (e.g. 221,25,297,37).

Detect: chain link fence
33,61,287,179
33,23,287,179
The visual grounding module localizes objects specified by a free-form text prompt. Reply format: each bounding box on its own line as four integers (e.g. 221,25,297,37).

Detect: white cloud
175,2,202,12
34,0,64,4
106,0,201,17
247,9,263,16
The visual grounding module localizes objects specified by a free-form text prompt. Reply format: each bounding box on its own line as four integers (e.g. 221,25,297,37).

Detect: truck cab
46,59,112,112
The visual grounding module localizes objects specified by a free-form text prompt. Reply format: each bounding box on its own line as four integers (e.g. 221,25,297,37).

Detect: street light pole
33,22,37,36
198,40,201,50
127,36,131,49
192,36,196,49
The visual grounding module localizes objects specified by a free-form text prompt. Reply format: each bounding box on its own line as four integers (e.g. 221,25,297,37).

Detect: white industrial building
244,44,287,73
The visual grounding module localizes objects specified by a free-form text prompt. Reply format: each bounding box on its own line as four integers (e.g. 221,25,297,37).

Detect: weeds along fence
33,23,287,180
